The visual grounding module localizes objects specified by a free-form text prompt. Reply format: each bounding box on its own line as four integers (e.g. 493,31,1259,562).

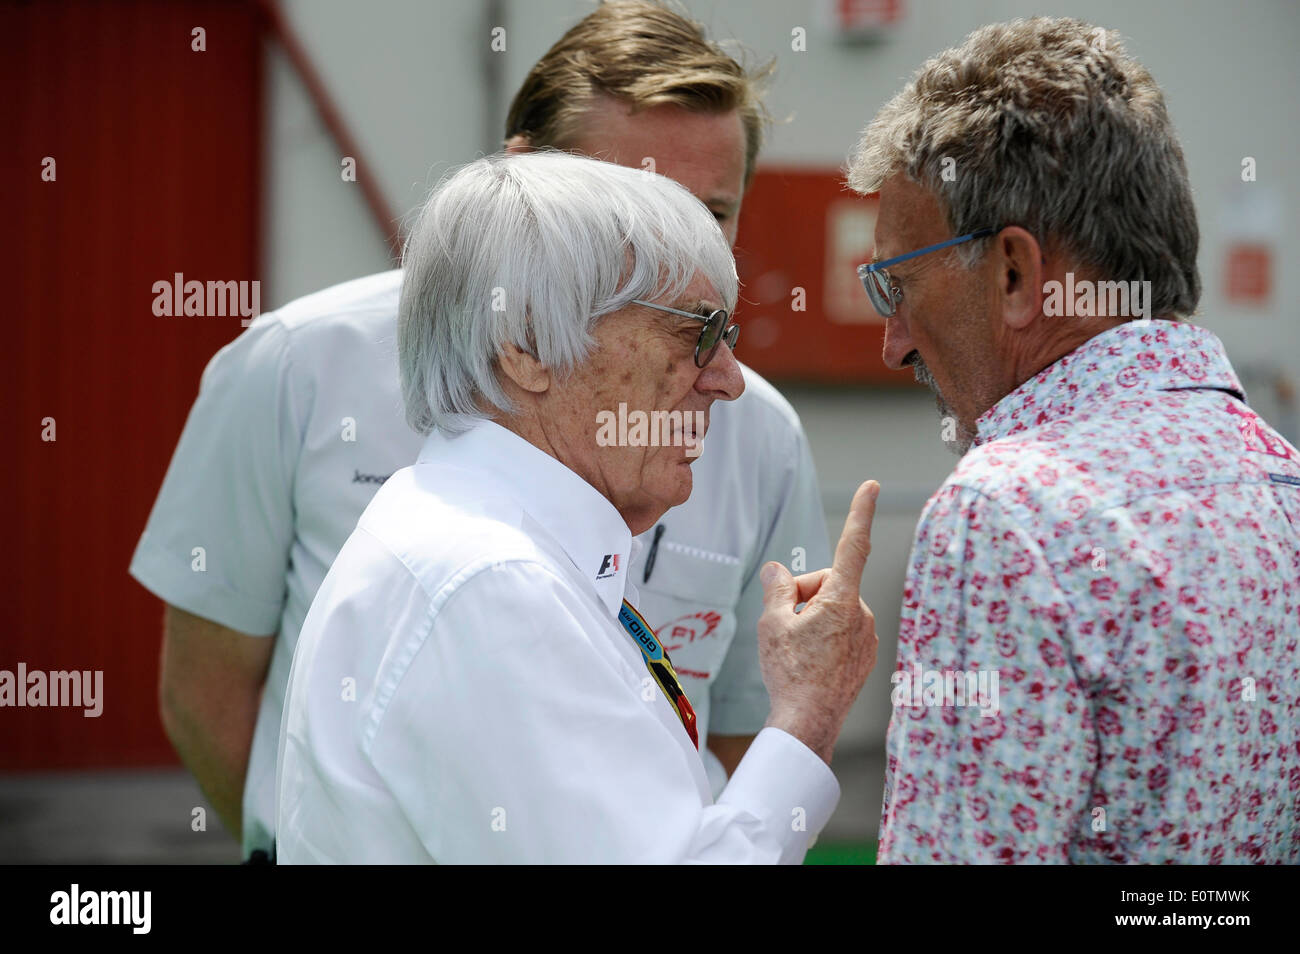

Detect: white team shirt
275,419,839,863
129,270,831,858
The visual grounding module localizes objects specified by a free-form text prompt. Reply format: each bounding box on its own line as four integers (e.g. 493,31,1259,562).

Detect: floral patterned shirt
878,319,1300,864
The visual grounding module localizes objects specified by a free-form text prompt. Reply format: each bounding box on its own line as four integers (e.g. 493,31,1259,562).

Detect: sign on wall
735,167,903,383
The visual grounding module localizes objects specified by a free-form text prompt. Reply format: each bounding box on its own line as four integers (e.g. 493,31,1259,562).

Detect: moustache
906,352,941,396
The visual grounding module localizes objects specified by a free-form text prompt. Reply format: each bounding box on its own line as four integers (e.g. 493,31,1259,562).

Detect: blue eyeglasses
856,228,996,318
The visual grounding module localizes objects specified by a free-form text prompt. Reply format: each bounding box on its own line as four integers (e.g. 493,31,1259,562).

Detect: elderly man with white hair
137,5,831,862
275,151,880,864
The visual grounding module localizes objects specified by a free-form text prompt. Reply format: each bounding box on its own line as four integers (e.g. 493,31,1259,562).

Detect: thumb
759,561,797,612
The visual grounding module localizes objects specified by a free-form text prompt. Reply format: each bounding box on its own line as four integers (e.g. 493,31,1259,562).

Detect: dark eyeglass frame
631,299,739,368
856,228,997,318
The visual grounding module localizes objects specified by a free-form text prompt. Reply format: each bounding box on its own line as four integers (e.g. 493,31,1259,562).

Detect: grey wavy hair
848,17,1200,319
398,150,737,436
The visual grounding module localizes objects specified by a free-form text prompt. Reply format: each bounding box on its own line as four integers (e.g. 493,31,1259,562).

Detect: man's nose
697,342,746,401
881,313,914,371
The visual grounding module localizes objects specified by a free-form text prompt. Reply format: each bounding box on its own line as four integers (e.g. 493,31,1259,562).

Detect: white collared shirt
275,420,838,863
129,270,831,858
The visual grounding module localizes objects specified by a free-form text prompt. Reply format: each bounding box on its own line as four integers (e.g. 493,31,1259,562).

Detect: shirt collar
974,319,1245,446
417,419,634,618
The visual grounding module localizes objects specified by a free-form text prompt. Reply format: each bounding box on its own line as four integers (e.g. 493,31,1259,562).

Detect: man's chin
910,357,973,455
621,474,691,535
662,467,693,514
651,464,694,509
934,397,976,456
671,465,692,500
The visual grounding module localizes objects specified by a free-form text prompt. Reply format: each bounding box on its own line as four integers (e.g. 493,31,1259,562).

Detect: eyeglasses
856,228,996,318
630,299,739,368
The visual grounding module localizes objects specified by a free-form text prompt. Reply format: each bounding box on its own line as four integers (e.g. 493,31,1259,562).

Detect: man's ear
504,134,533,155
498,340,551,394
991,226,1044,331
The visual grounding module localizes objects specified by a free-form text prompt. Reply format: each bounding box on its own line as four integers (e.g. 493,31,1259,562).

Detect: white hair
398,150,738,436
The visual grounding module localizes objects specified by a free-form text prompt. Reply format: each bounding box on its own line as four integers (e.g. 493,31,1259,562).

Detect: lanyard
617,600,699,749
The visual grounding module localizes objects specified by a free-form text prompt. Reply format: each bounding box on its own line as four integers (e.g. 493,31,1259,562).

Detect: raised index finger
827,480,880,598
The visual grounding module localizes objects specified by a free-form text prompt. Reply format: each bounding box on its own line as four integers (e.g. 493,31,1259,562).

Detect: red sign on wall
1224,243,1272,304
734,167,904,383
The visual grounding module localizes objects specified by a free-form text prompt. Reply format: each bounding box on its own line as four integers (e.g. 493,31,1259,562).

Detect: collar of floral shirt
974,318,1247,447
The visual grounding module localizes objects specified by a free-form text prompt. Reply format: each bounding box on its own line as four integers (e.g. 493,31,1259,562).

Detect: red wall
1,1,264,769
0,10,894,772
736,167,899,383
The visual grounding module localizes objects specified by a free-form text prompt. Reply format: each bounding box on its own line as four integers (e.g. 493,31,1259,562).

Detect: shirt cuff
717,726,840,864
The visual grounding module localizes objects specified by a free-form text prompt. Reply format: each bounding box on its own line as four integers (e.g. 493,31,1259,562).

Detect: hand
757,480,880,765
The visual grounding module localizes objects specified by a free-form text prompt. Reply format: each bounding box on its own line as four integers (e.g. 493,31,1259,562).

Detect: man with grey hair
849,17,1300,863
276,151,880,863
132,0,830,863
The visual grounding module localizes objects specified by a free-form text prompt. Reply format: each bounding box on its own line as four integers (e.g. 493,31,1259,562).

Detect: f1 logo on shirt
596,554,621,580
